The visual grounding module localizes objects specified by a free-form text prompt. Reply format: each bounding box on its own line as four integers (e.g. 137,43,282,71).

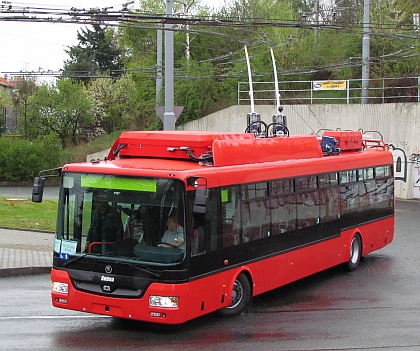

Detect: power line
2,3,419,80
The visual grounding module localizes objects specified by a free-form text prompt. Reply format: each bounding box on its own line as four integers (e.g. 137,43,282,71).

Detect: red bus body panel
107,131,254,161
213,135,323,166
323,131,363,151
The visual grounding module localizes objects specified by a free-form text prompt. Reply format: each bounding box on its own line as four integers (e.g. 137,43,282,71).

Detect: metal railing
238,76,420,105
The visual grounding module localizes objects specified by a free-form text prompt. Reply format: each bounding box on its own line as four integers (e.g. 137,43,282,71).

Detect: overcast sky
0,0,225,78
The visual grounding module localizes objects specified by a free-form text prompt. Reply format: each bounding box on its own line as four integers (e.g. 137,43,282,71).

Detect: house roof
0,77,14,88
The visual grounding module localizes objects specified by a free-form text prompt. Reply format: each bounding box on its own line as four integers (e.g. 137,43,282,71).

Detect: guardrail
238,76,420,105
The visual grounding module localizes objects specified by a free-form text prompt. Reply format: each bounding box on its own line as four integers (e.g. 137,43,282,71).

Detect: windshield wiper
62,254,88,267
124,262,162,279
62,254,162,278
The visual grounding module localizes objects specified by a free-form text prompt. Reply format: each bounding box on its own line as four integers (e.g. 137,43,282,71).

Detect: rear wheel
216,273,251,317
345,234,362,271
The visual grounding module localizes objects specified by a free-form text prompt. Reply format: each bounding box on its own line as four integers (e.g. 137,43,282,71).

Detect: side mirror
32,176,46,203
193,188,209,214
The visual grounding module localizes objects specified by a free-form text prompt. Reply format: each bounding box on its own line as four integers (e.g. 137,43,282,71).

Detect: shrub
0,135,62,182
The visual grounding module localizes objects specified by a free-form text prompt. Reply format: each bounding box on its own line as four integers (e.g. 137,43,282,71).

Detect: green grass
0,196,58,231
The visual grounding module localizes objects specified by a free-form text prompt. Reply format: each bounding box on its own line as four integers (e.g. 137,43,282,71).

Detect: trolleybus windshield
55,173,186,265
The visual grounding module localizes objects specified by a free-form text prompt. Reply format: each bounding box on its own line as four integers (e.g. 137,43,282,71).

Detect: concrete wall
86,148,110,162
179,103,420,200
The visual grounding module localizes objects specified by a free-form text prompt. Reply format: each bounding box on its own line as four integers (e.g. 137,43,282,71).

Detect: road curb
0,266,51,278
0,226,55,234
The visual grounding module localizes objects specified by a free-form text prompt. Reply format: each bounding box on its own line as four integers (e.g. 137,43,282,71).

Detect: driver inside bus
158,213,185,249
85,200,123,253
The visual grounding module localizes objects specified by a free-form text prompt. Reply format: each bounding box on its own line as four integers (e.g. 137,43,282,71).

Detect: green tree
26,79,94,148
368,0,417,78
79,0,420,127
174,60,219,125
88,75,145,133
63,24,124,83
0,88,12,108
14,77,36,138
329,0,363,25
395,0,420,26
0,88,13,135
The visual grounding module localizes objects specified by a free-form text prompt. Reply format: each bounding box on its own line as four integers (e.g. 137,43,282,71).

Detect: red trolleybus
33,129,394,324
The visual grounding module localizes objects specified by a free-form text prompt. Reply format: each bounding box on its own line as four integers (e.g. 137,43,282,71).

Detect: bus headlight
149,295,178,308
52,282,68,294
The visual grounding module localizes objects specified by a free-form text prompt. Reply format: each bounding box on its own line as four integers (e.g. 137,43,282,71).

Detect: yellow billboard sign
313,80,347,91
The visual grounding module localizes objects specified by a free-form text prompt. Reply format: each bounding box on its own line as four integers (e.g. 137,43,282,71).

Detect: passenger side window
318,173,340,222
241,182,270,242
297,191,319,228
221,186,240,248
271,194,296,234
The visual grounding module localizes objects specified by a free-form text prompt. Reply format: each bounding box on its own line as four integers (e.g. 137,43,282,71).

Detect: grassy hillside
60,130,122,164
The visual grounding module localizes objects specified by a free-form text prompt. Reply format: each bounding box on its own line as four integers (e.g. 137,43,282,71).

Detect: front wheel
216,273,251,317
345,234,362,271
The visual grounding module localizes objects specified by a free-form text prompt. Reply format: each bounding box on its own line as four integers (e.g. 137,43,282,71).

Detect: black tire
345,234,362,271
216,273,251,317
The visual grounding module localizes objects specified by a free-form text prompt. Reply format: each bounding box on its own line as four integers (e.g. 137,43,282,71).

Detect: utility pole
314,0,319,43
361,0,370,104
163,0,175,130
156,25,163,106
